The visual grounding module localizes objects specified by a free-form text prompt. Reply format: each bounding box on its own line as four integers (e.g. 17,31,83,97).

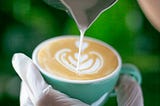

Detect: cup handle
109,63,142,97
120,63,142,84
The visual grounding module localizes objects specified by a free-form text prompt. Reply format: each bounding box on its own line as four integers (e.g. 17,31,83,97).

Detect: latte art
55,41,103,74
37,37,118,80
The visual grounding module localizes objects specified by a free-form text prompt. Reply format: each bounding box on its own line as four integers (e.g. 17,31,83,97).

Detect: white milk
76,29,85,71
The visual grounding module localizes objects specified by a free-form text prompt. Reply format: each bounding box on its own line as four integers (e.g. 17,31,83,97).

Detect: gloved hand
115,75,144,106
12,53,143,106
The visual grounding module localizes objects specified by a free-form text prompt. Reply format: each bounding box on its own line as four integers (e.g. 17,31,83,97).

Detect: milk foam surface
38,37,118,80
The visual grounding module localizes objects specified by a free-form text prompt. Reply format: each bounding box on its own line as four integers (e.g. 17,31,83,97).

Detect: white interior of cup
32,35,122,84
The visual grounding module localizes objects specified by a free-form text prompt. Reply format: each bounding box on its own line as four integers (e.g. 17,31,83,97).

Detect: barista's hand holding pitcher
12,53,143,106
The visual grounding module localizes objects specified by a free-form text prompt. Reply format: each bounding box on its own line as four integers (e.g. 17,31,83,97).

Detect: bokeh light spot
125,10,143,32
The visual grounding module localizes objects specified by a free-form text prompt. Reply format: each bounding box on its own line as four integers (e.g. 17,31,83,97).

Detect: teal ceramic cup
32,36,141,105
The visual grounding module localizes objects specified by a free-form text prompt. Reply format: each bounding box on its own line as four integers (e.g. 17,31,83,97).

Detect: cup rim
32,35,122,84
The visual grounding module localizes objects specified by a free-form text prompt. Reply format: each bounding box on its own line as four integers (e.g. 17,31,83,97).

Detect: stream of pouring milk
76,28,86,71
61,0,117,72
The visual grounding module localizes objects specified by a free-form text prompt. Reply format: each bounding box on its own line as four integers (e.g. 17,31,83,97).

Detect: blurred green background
0,0,160,106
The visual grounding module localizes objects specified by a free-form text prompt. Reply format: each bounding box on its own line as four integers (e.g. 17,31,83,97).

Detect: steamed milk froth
37,37,118,80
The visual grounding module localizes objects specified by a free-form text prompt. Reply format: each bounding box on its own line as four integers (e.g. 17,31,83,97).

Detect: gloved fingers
116,75,144,106
20,82,34,106
115,75,135,90
36,86,89,106
12,53,48,104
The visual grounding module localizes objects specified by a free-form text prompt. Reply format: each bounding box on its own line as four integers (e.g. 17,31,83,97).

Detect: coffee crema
37,37,118,80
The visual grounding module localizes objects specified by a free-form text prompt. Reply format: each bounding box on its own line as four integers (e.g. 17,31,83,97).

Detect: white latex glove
12,53,143,106
116,75,144,106
12,53,88,106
